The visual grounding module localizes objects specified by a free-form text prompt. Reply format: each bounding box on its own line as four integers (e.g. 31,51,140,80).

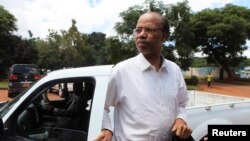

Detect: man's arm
171,68,192,139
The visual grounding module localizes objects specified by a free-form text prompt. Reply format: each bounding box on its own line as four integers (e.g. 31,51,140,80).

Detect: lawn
187,85,199,90
0,79,8,89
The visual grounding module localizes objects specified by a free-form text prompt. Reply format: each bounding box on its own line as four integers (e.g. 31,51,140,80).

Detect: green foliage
87,32,107,64
191,4,250,79
167,1,194,70
115,5,145,36
0,5,17,36
36,31,63,70
1,6,39,72
244,58,250,66
1,1,250,74
185,75,199,86
36,20,100,70
237,58,250,68
191,57,212,67
0,5,18,71
162,45,176,62
105,36,136,64
0,1,200,72
113,0,194,70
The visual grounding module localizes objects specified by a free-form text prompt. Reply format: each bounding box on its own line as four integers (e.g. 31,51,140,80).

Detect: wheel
8,92,13,98
8,90,14,98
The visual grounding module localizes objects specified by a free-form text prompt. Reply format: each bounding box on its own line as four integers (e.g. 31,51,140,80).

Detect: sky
0,0,250,58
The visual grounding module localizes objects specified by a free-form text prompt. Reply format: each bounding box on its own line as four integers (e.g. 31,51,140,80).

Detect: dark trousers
208,81,211,87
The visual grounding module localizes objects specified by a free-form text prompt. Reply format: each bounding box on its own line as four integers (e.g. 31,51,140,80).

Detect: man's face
134,13,167,56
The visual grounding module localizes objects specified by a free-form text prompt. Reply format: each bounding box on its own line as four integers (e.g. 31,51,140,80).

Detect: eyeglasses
133,27,163,35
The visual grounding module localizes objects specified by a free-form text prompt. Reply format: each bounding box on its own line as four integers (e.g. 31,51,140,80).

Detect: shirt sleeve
176,68,189,122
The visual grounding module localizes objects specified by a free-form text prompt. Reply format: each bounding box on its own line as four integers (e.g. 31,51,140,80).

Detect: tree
191,57,211,67
87,32,107,64
60,19,94,67
36,31,63,70
0,5,17,36
36,19,99,70
0,5,17,71
106,36,136,64
0,6,39,73
167,0,194,70
244,58,250,66
112,0,193,70
191,4,250,79
12,37,38,64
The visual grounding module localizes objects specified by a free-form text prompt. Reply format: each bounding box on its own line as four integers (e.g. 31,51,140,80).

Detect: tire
8,91,13,98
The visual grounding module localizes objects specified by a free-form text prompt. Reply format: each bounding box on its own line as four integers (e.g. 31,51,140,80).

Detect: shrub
185,75,199,85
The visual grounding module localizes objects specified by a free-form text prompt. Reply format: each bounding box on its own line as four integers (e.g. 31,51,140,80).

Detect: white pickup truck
186,91,250,140
0,65,250,141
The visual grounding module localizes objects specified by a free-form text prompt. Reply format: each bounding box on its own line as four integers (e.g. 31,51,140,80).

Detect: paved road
0,89,60,101
198,82,250,98
0,90,12,101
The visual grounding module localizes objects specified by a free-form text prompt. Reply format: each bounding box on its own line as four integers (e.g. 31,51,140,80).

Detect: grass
0,79,8,89
187,85,199,90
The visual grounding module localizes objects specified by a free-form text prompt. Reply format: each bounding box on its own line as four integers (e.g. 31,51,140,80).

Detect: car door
0,77,97,141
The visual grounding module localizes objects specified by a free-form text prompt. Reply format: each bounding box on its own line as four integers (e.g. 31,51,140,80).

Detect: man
207,73,212,87
94,11,192,141
42,82,89,130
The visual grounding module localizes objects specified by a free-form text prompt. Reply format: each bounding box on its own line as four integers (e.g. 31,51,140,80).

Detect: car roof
43,65,114,81
11,64,38,67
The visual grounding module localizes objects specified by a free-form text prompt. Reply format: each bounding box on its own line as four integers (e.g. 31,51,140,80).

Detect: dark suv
8,64,41,97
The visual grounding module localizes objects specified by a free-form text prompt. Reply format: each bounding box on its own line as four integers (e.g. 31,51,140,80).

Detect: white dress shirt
102,53,188,141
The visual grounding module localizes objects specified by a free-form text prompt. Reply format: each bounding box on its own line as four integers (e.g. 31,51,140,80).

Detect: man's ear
161,32,168,42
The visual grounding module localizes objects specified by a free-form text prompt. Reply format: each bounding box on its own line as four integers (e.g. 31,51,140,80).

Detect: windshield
13,65,40,75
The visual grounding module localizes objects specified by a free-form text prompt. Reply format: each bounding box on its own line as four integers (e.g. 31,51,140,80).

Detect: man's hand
171,118,192,139
93,129,112,141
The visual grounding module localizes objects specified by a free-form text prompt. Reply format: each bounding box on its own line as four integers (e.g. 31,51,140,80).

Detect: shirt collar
136,53,168,72
161,58,168,71
136,53,151,71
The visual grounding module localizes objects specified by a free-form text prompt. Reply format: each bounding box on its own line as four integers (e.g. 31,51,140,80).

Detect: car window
1,77,95,141
13,65,39,75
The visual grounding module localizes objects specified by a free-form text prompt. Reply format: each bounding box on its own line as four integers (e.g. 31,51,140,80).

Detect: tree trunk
222,65,236,80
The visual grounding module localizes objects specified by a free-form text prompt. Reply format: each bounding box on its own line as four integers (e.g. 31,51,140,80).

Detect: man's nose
137,30,147,38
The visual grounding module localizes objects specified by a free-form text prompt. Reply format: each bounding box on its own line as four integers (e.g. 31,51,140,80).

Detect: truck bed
186,92,250,141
